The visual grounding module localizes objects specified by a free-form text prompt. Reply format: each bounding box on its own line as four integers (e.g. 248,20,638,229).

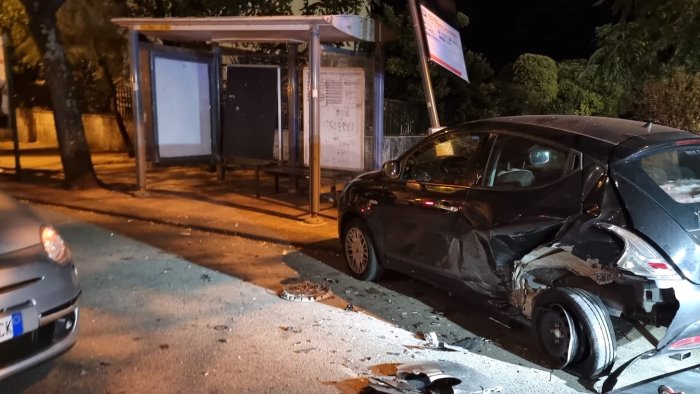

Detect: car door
465,132,583,274
375,129,496,288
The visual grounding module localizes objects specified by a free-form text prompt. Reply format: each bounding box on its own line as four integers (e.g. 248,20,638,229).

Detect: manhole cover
280,280,332,302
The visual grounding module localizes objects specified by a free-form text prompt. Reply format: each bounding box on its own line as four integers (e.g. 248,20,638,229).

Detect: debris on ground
279,325,302,333
293,347,316,354
279,280,332,302
487,317,511,329
368,361,502,394
421,331,468,352
345,303,355,312
452,336,485,351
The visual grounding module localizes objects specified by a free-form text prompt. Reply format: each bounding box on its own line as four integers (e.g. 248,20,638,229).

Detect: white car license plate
0,312,23,344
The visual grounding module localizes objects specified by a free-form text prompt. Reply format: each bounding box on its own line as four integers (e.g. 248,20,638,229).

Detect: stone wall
7,108,130,152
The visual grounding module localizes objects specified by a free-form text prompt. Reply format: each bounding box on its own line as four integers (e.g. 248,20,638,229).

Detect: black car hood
0,192,42,256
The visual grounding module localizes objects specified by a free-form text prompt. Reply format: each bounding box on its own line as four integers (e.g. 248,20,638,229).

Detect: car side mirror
382,160,401,179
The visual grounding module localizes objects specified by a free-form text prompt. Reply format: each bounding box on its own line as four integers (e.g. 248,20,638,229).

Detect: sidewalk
0,143,341,252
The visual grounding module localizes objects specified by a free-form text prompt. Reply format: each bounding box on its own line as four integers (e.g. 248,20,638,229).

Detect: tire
342,218,383,281
533,287,616,378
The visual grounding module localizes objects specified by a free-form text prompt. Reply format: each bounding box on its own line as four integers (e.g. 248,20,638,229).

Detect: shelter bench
257,166,359,207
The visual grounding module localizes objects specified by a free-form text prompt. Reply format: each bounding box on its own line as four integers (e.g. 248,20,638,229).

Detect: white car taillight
41,225,71,265
599,223,682,281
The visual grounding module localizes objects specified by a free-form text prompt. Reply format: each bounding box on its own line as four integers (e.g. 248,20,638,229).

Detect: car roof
451,115,700,163
468,115,685,145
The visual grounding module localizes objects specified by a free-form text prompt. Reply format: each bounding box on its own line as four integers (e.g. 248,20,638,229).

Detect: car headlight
41,225,71,265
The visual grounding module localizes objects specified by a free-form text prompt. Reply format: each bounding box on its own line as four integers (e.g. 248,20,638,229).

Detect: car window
640,148,700,204
484,135,569,188
402,131,487,185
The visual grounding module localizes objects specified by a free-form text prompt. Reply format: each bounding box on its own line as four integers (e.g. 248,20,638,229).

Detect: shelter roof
112,15,384,43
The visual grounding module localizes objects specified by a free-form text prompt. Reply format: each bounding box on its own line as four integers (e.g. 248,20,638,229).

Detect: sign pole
408,0,440,129
287,43,299,192
306,24,323,223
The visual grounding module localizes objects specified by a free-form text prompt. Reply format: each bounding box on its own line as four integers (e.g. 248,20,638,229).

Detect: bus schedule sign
420,4,469,82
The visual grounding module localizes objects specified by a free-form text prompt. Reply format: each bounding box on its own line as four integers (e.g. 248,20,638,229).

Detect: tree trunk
21,0,100,189
94,46,135,157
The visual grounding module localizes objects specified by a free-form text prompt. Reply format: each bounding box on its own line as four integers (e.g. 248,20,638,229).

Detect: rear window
640,148,700,203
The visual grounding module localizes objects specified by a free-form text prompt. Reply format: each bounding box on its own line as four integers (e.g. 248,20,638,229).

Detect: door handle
435,202,459,212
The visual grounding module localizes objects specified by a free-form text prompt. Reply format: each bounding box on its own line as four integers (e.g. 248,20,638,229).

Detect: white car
0,192,80,379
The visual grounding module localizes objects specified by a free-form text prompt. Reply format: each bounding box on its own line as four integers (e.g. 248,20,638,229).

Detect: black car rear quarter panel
612,172,700,284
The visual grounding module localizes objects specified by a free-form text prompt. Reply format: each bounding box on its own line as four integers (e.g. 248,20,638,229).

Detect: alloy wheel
345,227,369,274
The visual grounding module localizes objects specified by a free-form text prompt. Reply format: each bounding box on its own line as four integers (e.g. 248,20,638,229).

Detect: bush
632,71,700,132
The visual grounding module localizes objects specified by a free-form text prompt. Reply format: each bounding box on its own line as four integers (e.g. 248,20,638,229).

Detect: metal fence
383,99,429,136
116,84,133,119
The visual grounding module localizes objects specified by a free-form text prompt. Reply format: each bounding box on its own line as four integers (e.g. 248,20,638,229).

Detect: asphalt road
4,204,700,393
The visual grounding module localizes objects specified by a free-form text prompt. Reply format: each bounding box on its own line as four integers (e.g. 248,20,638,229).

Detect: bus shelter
112,15,387,221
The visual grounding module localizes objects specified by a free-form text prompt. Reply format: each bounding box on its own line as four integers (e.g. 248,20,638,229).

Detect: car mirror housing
382,160,401,179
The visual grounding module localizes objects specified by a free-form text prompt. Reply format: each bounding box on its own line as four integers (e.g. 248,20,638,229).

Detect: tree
510,53,558,114
592,0,700,79
126,0,293,17
588,0,700,116
373,2,491,126
58,0,134,156
301,0,368,15
440,51,500,122
18,0,99,189
583,0,700,122
549,60,608,116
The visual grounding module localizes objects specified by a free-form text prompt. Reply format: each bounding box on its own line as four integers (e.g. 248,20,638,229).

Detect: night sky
458,0,614,69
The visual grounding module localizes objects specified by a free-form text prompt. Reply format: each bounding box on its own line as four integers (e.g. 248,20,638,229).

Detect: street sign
420,4,469,82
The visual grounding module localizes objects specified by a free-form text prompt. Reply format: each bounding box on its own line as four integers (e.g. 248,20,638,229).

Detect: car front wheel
342,218,383,281
533,287,616,378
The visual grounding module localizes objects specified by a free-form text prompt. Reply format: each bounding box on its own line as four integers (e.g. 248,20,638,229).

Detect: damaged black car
338,115,700,378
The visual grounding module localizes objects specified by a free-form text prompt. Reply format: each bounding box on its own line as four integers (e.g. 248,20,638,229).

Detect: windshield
640,147,700,204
